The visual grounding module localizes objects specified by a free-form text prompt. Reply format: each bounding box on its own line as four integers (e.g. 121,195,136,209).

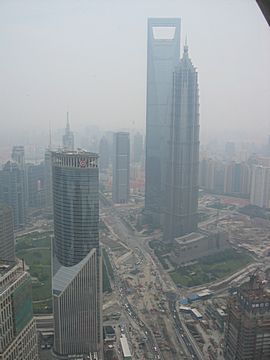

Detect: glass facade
145,18,181,224
52,152,99,267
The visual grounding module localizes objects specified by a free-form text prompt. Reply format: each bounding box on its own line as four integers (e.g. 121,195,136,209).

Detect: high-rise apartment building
62,113,74,151
224,162,251,197
0,204,15,264
0,261,39,360
224,275,270,359
250,165,270,208
112,132,130,204
163,43,199,241
145,18,181,225
51,150,102,358
0,161,26,229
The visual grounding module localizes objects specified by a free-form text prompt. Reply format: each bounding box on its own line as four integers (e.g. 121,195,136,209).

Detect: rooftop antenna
184,34,188,53
66,111,70,131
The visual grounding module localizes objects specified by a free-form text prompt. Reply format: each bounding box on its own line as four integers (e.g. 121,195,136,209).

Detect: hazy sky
0,0,269,146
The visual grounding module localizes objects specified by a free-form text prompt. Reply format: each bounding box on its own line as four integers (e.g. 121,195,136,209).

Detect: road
35,315,53,332
168,300,204,360
101,198,202,359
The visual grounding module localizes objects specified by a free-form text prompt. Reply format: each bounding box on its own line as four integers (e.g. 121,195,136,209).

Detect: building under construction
224,273,270,359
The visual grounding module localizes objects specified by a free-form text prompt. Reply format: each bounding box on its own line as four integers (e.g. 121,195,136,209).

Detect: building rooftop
0,261,24,295
120,335,131,357
175,232,205,245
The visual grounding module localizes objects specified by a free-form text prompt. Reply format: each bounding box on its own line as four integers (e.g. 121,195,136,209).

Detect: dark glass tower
145,18,181,225
163,44,199,242
51,150,102,358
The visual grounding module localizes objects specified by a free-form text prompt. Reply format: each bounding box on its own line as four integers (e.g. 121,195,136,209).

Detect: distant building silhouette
145,18,181,226
62,112,74,151
11,145,25,169
112,132,130,204
99,135,110,171
26,162,46,208
133,132,143,163
51,150,102,358
163,43,199,241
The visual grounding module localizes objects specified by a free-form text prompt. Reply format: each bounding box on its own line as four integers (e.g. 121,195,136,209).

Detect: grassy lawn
16,231,52,250
17,248,51,302
169,249,253,287
16,231,113,313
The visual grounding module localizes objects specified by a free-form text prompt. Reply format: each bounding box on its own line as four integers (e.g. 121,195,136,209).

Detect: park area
16,230,112,314
169,249,253,288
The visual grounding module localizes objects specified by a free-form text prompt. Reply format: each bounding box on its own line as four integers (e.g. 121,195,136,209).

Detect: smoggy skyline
0,0,269,147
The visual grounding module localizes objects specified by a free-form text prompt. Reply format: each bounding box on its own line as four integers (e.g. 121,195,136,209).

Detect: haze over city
1,1,270,360
0,0,269,147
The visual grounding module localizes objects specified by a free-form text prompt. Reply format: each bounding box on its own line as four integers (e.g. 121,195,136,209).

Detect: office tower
0,204,15,264
224,274,270,359
250,165,270,208
11,145,25,169
99,136,110,171
0,261,39,360
145,18,181,225
0,161,26,229
51,150,102,358
62,112,74,151
133,132,143,163
44,149,53,208
163,43,199,241
112,132,130,204
26,163,45,208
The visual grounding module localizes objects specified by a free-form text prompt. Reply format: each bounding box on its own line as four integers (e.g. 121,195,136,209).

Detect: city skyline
0,0,269,146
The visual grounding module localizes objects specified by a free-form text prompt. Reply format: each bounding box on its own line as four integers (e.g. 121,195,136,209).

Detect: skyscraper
145,18,181,225
250,165,270,208
0,204,15,264
224,274,270,359
62,112,74,151
0,161,26,229
51,150,102,358
0,261,39,360
112,132,130,204
163,43,199,241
